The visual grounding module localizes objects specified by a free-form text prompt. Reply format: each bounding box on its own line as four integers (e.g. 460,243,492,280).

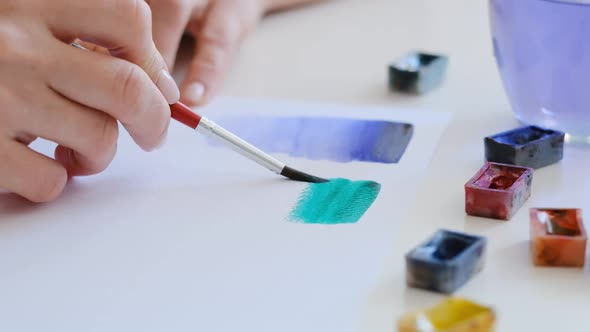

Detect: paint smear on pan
289,178,381,224
213,116,413,164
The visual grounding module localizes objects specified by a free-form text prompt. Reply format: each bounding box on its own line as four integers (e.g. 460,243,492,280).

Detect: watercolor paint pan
406,229,487,294
465,162,533,220
484,125,564,169
397,297,495,332
530,208,587,267
212,115,414,164
389,51,449,95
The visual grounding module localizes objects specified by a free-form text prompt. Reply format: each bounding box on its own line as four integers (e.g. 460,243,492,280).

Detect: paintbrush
70,42,328,184
170,102,328,183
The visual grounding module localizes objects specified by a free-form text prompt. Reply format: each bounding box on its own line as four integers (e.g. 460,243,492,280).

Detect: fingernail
156,70,180,104
185,82,206,104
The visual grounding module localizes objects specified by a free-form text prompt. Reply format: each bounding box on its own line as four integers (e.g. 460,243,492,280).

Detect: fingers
0,141,67,203
46,0,180,104
149,0,193,69
24,90,119,176
47,41,169,151
54,143,117,177
181,0,262,106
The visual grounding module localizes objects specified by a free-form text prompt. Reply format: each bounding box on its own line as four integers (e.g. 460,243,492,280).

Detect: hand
149,0,321,106
149,0,264,106
0,0,179,202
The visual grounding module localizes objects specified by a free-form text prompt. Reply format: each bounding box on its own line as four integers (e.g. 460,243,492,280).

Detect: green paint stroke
289,178,381,224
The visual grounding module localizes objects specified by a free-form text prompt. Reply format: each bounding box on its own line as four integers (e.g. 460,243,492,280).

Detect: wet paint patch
289,178,381,224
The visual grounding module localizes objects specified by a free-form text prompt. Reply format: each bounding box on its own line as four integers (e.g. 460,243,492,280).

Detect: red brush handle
170,102,202,129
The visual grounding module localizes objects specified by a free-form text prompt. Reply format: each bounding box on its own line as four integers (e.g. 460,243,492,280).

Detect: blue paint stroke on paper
212,116,414,164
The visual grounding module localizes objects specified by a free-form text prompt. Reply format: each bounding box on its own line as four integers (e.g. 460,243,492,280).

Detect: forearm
263,0,324,13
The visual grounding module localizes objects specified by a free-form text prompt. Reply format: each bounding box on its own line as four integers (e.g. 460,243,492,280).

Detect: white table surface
183,0,590,330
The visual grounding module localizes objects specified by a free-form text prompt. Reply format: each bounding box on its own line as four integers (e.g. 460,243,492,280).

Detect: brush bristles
280,166,329,184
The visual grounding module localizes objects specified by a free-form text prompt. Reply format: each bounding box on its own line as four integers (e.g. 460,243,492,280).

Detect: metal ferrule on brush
195,117,286,175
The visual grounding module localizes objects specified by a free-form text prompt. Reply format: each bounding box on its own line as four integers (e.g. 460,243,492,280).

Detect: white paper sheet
0,97,450,332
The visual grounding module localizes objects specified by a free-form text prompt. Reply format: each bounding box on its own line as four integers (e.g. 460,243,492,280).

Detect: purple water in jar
490,0,590,140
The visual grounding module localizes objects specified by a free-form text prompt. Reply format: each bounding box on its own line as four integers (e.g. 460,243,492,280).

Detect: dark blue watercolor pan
213,116,414,164
405,229,487,294
388,51,448,94
485,126,565,169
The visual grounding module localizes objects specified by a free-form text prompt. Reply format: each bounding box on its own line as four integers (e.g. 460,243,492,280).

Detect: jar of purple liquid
490,0,590,142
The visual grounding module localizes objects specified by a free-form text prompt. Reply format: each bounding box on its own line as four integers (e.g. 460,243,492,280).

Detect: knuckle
154,110,170,146
122,0,152,32
0,23,50,79
194,50,224,74
196,27,238,71
114,63,147,119
136,0,153,30
142,52,162,79
31,166,67,202
112,62,168,150
200,27,234,54
0,23,32,63
141,102,169,151
92,116,118,160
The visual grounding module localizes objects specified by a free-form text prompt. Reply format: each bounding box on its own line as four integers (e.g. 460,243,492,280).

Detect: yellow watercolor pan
397,297,495,332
